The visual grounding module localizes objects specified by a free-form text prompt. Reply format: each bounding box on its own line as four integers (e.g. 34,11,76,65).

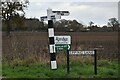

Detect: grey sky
25,0,119,26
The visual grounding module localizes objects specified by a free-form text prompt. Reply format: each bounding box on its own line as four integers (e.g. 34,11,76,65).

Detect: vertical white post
47,8,53,20
118,2,120,24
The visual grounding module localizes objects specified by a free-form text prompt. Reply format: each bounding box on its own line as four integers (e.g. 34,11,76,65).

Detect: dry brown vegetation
2,32,118,66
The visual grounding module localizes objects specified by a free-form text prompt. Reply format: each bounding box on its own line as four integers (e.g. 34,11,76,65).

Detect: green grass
2,59,119,78
0,63,2,76
97,60,119,78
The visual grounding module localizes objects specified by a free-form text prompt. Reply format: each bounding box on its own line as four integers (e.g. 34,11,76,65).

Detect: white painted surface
42,8,70,21
54,36,71,44
67,45,71,50
47,8,53,20
69,51,94,55
51,61,57,69
48,28,54,37
52,11,70,16
49,44,56,53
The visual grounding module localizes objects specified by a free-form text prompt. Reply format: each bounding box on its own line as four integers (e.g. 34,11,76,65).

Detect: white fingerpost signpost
40,8,70,70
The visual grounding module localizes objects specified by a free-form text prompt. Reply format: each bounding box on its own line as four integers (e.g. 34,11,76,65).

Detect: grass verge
2,59,118,78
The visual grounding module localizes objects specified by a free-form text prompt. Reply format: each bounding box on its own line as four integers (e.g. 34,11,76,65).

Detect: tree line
2,17,120,32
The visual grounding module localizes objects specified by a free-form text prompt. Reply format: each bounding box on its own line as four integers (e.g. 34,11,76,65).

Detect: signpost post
54,36,71,74
94,50,97,75
40,8,70,70
67,50,70,74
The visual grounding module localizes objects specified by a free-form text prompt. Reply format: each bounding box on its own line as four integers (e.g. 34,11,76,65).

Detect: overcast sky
24,0,120,26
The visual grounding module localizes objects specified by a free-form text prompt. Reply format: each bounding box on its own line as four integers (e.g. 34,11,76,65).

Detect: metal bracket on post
94,49,97,75
67,50,70,74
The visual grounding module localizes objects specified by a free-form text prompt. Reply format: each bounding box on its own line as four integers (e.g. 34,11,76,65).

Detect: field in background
2,32,119,78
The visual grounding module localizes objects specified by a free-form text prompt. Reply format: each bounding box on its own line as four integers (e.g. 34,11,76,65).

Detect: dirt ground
2,32,118,63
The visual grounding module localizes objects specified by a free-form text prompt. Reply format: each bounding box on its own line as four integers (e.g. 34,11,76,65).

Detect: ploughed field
2,32,118,64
